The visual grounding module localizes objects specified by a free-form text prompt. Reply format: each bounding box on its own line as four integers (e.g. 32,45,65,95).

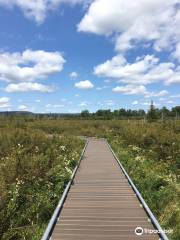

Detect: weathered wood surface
51,139,160,240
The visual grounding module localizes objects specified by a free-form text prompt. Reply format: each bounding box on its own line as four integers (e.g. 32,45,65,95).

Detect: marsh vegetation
0,116,179,239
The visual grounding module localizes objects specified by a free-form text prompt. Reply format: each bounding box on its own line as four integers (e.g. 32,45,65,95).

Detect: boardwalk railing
41,141,88,240
41,138,169,240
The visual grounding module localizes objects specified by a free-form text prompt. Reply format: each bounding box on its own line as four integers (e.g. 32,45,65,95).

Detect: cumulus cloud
75,80,94,89
113,85,147,95
165,71,180,84
78,0,180,52
94,55,158,82
79,0,180,92
0,0,92,24
94,54,180,85
112,84,169,97
70,71,78,79
18,105,28,111
145,90,169,98
0,50,65,83
0,97,10,108
5,82,54,93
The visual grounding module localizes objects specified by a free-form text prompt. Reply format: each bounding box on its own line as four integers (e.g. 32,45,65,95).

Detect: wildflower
60,145,66,151
35,146,39,153
135,156,145,162
132,146,142,152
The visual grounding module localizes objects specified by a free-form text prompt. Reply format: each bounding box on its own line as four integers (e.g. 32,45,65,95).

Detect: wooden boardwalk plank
51,139,160,240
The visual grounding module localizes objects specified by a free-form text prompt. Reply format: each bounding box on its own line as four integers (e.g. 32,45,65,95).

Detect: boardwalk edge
41,140,89,240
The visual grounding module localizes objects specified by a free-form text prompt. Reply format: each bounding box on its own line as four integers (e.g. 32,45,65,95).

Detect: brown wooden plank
51,139,160,240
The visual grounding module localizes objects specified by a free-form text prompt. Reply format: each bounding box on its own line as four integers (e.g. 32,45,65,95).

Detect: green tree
147,101,159,122
172,106,180,119
81,110,90,118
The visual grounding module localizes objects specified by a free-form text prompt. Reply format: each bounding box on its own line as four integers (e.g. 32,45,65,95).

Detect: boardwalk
50,139,161,240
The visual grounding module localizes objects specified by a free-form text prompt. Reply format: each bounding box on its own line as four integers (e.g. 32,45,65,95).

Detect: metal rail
41,140,88,240
42,138,169,240
106,140,169,240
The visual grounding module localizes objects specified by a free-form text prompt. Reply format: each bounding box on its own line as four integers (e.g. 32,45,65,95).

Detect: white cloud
113,84,170,97
0,50,65,83
94,55,159,84
81,1,180,88
0,0,92,24
0,97,10,108
113,85,147,95
5,82,54,92
165,70,180,84
170,94,180,98
94,54,180,85
46,103,64,108
78,0,180,53
173,43,180,62
132,100,138,105
79,101,88,107
145,90,169,98
70,71,78,79
75,80,94,89
0,0,46,24
18,105,28,111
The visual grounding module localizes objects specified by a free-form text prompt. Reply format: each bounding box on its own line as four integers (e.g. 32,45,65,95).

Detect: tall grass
0,117,179,239
0,125,84,239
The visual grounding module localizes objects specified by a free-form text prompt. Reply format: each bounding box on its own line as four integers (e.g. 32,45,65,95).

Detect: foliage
0,117,179,239
0,126,84,239
147,101,159,122
81,110,90,118
1,105,179,121
80,105,179,120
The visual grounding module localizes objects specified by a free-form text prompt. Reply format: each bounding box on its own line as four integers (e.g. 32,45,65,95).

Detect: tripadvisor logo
135,226,173,236
135,227,144,235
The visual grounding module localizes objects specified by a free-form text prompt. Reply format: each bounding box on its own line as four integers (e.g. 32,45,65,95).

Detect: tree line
81,105,180,121
0,104,179,121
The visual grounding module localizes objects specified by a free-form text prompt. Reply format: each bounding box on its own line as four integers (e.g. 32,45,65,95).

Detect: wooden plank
51,139,160,240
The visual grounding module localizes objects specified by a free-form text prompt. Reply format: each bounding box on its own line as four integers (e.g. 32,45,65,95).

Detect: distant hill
0,111,80,118
0,111,34,116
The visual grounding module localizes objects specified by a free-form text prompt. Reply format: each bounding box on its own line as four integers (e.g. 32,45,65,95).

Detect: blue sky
0,0,179,113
